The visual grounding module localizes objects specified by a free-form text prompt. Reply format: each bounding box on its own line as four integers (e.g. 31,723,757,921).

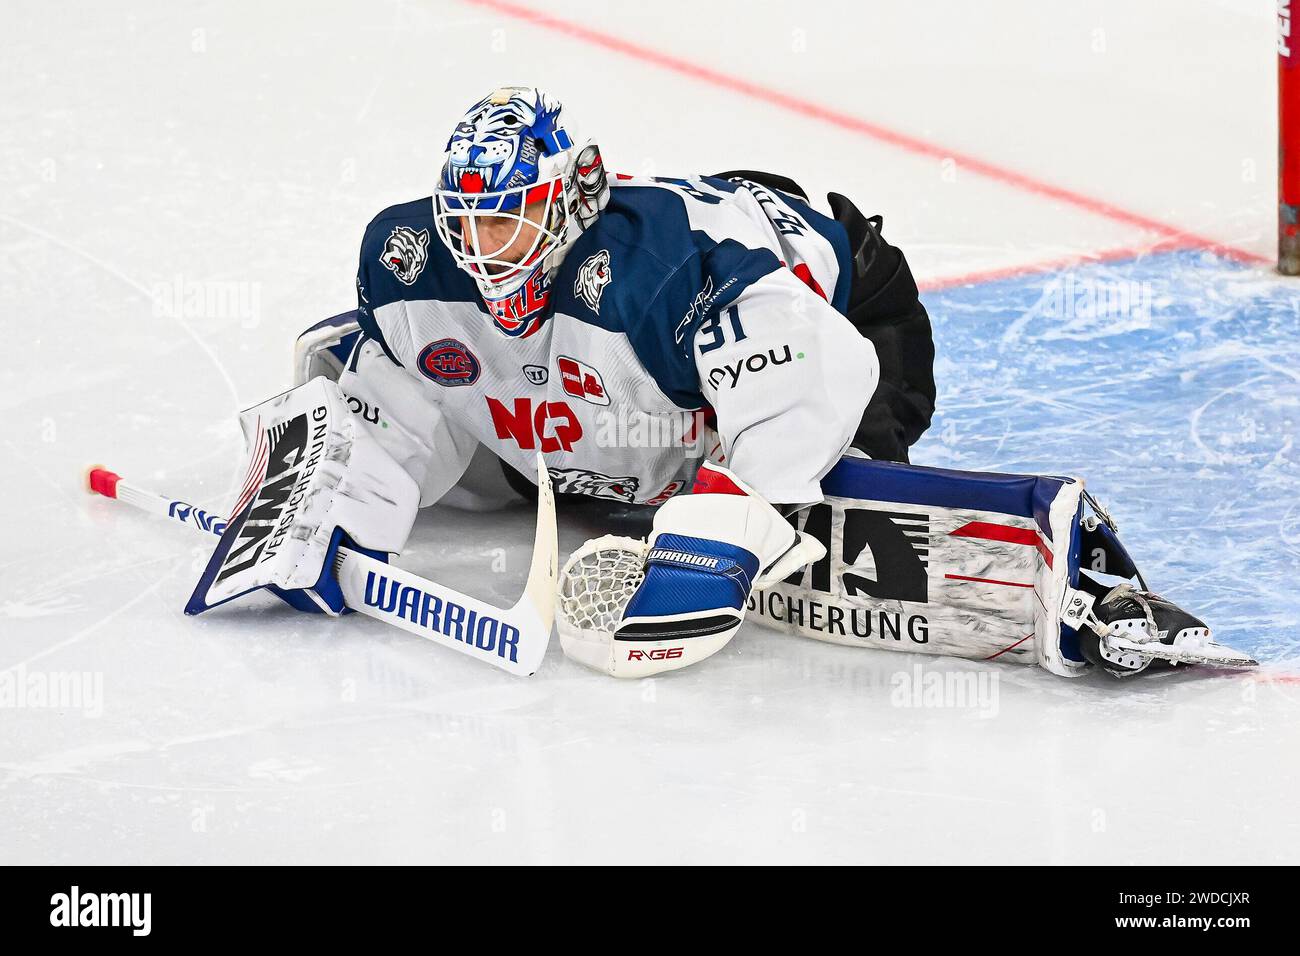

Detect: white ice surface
2,0,1298,864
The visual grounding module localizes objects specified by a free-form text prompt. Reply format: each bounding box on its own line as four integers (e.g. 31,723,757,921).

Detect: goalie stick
85,455,558,677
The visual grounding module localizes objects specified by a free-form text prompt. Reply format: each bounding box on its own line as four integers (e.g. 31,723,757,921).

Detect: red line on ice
465,0,1269,269
915,238,1194,292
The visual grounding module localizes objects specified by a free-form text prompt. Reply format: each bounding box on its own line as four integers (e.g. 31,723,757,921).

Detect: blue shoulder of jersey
355,197,482,366
550,181,785,409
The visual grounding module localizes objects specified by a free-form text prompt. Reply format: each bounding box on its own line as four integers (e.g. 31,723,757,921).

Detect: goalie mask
433,86,610,338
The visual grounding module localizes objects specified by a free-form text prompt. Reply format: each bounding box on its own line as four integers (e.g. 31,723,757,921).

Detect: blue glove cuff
269,527,389,615
623,533,759,619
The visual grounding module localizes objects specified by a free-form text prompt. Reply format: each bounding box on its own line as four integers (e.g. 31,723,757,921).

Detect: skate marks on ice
3,450,1297,864
920,250,1300,664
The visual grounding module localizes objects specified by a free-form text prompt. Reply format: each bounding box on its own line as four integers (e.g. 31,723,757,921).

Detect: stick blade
512,453,558,673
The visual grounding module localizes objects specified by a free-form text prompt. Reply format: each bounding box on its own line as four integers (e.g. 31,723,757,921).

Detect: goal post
1282,1,1300,274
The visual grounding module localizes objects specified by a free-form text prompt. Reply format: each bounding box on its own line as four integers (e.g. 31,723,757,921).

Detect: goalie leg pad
752,455,1090,676
754,456,1253,677
292,310,363,386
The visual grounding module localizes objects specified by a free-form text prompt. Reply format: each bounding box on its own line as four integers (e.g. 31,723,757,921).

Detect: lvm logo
748,503,932,646
785,504,930,603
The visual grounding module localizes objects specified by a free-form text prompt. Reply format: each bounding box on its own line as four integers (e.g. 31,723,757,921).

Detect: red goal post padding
1282,2,1300,273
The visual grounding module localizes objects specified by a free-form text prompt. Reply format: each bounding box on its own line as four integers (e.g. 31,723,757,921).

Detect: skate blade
1108,635,1258,669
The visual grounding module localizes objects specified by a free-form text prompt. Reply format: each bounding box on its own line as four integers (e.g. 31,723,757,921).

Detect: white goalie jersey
335,175,879,510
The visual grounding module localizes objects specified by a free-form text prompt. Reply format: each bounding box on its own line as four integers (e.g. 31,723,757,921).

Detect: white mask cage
433,176,572,300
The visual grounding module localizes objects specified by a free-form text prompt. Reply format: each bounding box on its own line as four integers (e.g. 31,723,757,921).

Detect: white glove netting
556,535,649,638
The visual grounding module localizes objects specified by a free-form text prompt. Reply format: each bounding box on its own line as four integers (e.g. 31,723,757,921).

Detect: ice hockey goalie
251,85,1252,680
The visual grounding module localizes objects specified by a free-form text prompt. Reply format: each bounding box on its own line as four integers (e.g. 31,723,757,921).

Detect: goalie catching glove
558,463,825,677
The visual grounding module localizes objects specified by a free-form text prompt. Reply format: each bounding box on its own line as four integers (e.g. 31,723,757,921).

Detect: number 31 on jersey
697,305,747,355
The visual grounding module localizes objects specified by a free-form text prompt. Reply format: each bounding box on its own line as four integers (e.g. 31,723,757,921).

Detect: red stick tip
87,466,121,499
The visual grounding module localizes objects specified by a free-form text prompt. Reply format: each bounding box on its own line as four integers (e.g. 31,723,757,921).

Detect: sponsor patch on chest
557,355,609,405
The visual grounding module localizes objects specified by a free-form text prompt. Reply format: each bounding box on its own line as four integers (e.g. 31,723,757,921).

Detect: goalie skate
1065,584,1258,677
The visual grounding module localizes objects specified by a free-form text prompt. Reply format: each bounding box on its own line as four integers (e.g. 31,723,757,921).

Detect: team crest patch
380,226,431,286
574,250,612,314
549,467,639,503
417,338,480,386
